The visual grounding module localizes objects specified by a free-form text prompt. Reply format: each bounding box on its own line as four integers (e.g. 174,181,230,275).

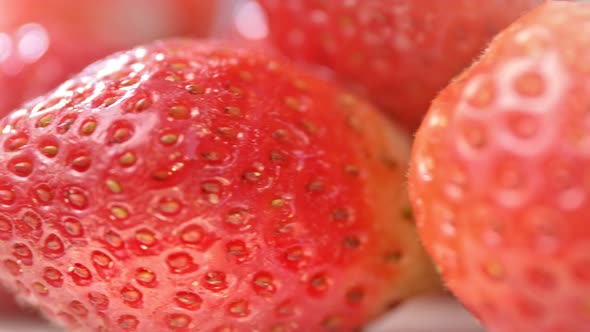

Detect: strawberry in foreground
0,286,38,316
0,39,439,331
256,0,543,131
409,2,590,331
0,0,217,118
0,287,26,314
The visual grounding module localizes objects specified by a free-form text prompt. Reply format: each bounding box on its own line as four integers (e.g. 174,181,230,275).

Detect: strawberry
256,0,543,131
0,39,439,331
0,286,38,315
0,287,20,312
409,2,590,331
0,0,218,118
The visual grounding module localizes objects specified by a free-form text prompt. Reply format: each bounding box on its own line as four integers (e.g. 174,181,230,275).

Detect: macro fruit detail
410,2,590,332
0,39,438,331
257,0,543,130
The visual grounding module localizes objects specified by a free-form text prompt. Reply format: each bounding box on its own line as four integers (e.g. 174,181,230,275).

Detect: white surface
0,295,484,332
366,295,485,332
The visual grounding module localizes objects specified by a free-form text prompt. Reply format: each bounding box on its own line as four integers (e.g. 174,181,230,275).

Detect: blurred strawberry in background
249,0,543,131
0,0,217,117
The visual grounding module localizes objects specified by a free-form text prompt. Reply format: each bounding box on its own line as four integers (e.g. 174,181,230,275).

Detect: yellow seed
111,206,129,220
168,106,189,119
239,71,253,81
41,145,58,157
160,134,178,145
106,179,122,194
103,97,117,107
271,198,284,207
224,106,241,117
338,94,356,109
81,121,97,135
284,96,303,110
293,79,308,90
185,84,203,94
228,86,242,95
119,152,136,166
38,115,54,127
134,98,150,111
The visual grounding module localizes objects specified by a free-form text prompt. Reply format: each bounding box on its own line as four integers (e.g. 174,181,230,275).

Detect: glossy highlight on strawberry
0,39,438,331
257,0,543,131
410,2,590,331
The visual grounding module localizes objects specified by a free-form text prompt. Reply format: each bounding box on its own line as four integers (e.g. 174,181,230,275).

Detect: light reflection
0,33,12,63
17,23,49,63
234,0,268,40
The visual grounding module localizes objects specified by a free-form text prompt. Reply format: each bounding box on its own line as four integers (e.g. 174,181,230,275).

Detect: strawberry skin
0,0,217,118
409,2,590,332
257,0,543,131
0,39,438,331
0,286,39,315
0,287,23,313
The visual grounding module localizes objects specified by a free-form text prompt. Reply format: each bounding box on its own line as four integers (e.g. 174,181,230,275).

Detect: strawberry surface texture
0,39,439,331
257,0,543,131
409,1,590,332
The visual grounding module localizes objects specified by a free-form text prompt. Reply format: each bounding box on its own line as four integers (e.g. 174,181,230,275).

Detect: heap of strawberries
0,1,587,331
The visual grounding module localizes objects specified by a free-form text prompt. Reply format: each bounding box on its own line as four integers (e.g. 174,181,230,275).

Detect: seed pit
166,313,191,328
252,272,276,297
9,158,33,177
43,267,63,287
227,300,250,317
121,285,143,307
88,292,109,310
203,271,228,292
135,268,157,287
166,252,198,274
69,263,92,286
175,291,202,310
117,315,139,330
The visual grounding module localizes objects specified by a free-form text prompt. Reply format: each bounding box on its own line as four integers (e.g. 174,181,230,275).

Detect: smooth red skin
410,2,590,332
257,0,543,131
0,39,437,331
0,287,19,312
0,287,38,315
0,0,217,118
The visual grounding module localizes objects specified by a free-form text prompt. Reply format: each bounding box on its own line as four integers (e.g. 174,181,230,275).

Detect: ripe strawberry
0,0,217,118
0,287,19,312
409,2,590,331
0,286,38,315
256,0,543,131
0,39,439,331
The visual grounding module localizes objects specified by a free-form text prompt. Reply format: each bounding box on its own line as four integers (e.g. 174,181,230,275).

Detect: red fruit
0,0,217,118
0,39,438,331
409,2,590,331
256,0,543,130
0,287,18,312
0,286,37,315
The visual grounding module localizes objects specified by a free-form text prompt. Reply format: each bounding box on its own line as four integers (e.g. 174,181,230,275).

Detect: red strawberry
0,39,439,331
409,2,590,331
0,287,19,312
0,286,38,315
0,0,218,118
256,0,543,131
